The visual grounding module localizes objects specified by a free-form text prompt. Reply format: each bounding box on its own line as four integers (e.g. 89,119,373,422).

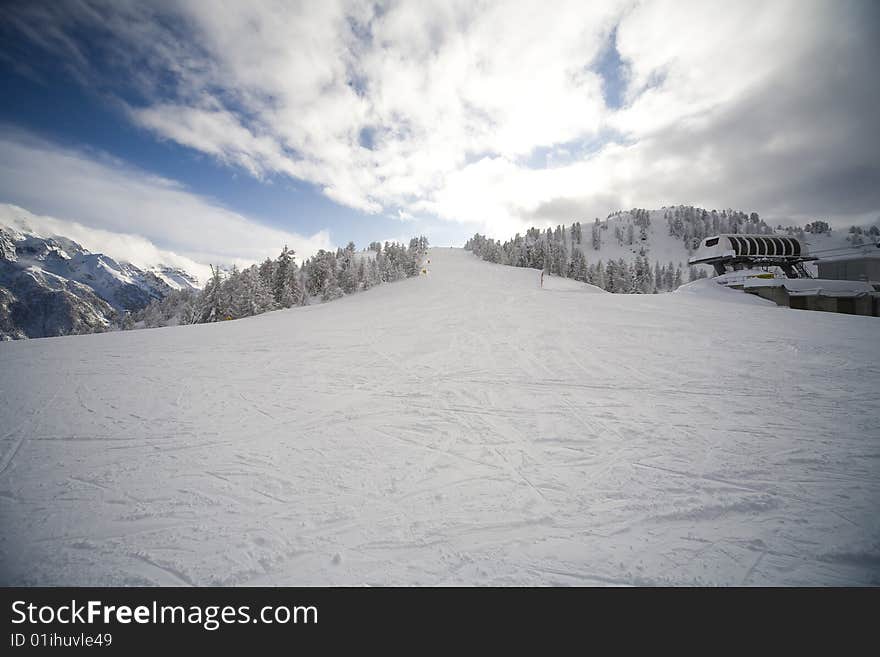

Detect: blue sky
0,1,877,271
0,44,440,251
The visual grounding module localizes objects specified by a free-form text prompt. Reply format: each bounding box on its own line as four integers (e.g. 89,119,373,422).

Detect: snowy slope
0,248,878,586
498,207,879,282
148,266,201,292
589,208,700,269
541,275,605,293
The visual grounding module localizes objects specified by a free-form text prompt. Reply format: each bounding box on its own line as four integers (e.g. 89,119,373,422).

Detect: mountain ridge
0,215,200,339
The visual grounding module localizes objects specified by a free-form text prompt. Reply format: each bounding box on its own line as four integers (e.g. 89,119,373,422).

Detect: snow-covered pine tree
569,249,588,282
356,258,367,290
593,260,605,289
273,246,296,307
197,265,226,323
227,266,250,318
614,258,629,292
368,258,381,288
338,242,358,294
248,265,277,315
664,261,675,290
602,260,614,292
635,255,653,294
627,260,639,294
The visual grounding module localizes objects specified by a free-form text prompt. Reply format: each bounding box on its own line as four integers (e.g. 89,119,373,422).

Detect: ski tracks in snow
0,248,878,586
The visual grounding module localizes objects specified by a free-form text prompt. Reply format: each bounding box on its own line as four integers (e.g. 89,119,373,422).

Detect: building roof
743,278,875,297
816,250,880,264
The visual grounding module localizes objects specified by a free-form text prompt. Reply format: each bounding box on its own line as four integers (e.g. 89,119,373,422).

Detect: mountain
466,205,879,290
0,217,200,340
0,262,117,340
1,248,877,586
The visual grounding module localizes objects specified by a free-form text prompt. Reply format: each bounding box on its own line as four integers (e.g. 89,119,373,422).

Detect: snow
743,278,876,297
815,251,880,264
802,230,879,275
674,278,778,306
581,210,702,274
592,210,878,281
541,272,606,293
700,268,778,288
1,248,878,586
148,267,199,292
0,204,203,292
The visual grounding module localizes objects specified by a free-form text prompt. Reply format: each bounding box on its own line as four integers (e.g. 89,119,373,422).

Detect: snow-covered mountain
0,217,200,339
467,205,879,290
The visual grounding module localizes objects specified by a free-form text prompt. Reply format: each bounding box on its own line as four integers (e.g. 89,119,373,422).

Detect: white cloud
131,103,295,181
0,202,213,284
0,129,334,269
390,209,415,222
4,1,622,221
2,0,878,240
414,0,880,232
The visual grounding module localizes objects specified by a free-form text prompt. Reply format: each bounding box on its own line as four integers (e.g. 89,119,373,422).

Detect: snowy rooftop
743,278,876,297
816,250,880,264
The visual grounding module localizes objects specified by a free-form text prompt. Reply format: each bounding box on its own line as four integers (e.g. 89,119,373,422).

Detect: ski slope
1,248,878,586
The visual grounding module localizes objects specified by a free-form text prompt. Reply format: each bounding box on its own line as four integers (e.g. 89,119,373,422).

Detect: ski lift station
690,234,880,317
689,234,816,277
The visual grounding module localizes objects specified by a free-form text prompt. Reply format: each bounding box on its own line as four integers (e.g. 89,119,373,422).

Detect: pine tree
356,258,367,290
593,260,606,289
273,245,296,307
664,261,675,290
224,264,244,318
627,261,639,294
605,260,617,292
613,258,629,291
197,265,225,323
250,266,277,314
338,244,358,295
634,255,653,294
570,249,588,282
367,258,381,288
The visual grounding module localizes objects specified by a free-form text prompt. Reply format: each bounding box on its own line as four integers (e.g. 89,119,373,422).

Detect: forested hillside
133,238,429,329
465,205,878,293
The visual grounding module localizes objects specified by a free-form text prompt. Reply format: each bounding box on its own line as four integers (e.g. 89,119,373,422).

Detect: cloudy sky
1,0,878,268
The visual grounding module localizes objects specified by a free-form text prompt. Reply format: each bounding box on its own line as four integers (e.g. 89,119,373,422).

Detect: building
742,278,879,317
816,252,880,283
691,235,880,317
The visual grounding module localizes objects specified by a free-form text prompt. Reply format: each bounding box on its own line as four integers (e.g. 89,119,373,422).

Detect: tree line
464,224,705,294
130,237,429,329
656,206,773,249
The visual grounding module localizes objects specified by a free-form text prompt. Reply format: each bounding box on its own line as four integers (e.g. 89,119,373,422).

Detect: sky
0,0,878,270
